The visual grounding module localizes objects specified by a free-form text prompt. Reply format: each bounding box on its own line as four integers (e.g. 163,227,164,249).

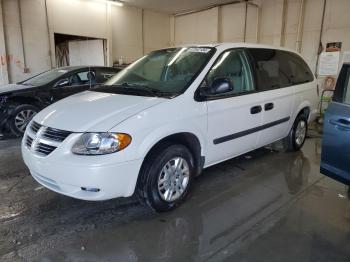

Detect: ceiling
122,0,246,14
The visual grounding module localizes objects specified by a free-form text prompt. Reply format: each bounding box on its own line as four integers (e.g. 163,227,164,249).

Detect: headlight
72,133,132,155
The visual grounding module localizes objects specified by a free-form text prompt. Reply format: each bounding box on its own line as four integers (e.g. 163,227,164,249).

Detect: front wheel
9,104,39,136
284,114,308,152
137,144,195,212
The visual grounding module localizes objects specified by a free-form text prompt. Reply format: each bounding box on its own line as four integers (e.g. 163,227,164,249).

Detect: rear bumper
308,108,319,123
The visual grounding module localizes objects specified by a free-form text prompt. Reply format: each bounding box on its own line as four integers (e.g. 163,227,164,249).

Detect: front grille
26,136,33,148
26,123,72,157
42,127,72,142
31,121,42,133
36,143,57,156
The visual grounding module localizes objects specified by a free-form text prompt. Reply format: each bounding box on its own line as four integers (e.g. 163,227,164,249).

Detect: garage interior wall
172,0,350,73
0,0,171,84
1,0,350,85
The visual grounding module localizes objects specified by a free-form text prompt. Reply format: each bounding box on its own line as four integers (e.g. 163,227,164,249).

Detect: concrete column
170,16,175,46
0,0,9,85
45,0,56,67
217,5,222,43
106,2,113,66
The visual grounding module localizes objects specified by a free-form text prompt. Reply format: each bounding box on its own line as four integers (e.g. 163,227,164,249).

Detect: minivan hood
33,91,166,132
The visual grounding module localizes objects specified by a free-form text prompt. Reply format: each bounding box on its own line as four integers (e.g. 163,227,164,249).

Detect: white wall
2,0,51,83
47,0,109,39
3,0,350,84
68,40,105,66
111,5,143,63
143,10,171,54
111,6,171,63
0,0,171,84
173,3,258,45
220,3,258,43
172,0,350,75
174,7,219,45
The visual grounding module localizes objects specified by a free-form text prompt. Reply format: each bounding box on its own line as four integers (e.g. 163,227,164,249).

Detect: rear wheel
284,114,308,151
9,104,38,136
137,144,195,212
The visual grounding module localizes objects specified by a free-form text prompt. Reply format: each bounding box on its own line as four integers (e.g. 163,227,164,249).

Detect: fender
136,124,207,161
291,100,311,126
7,94,47,110
0,95,45,134
110,93,208,163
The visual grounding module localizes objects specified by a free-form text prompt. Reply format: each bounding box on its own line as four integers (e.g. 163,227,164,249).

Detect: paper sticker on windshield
187,47,211,53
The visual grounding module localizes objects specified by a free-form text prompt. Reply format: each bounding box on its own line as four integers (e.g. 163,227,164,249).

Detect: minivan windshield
100,47,215,96
21,68,69,86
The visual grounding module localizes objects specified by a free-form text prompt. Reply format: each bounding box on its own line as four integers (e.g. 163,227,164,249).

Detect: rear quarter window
248,48,314,91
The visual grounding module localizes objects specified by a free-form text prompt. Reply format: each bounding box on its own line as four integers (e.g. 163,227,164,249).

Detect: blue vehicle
321,63,350,185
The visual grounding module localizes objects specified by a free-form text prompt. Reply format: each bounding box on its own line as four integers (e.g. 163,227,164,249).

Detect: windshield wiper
93,83,177,98
112,83,176,97
120,82,168,94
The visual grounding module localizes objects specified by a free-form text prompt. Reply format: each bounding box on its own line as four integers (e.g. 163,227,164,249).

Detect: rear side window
248,48,313,91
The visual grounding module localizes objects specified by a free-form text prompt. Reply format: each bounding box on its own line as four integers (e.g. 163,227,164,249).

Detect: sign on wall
318,51,341,76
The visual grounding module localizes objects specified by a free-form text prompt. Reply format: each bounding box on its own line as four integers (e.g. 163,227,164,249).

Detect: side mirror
200,77,234,96
54,79,69,88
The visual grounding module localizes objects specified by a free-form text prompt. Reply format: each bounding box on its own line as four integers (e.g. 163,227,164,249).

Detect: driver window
69,70,95,86
342,67,350,104
202,50,254,95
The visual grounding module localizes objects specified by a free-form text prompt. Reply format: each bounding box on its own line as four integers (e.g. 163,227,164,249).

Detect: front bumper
21,134,143,201
0,108,9,133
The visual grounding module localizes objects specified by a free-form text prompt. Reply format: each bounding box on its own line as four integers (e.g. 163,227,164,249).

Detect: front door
321,63,350,185
203,49,265,166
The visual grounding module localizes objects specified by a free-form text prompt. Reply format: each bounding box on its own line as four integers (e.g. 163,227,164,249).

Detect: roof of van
168,42,299,54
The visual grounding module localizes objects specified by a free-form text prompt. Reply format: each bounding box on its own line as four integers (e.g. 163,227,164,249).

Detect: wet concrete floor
0,136,349,261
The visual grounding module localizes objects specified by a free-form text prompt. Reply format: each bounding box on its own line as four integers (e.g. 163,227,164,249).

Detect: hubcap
14,109,36,132
158,157,190,202
295,120,306,146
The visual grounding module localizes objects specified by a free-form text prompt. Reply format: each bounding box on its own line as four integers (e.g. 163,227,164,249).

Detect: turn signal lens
115,133,132,151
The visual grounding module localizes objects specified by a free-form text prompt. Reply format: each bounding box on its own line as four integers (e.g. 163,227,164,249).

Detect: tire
9,104,39,136
283,114,308,152
137,143,195,212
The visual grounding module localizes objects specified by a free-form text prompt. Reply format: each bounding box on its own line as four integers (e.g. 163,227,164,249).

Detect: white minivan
22,43,318,211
